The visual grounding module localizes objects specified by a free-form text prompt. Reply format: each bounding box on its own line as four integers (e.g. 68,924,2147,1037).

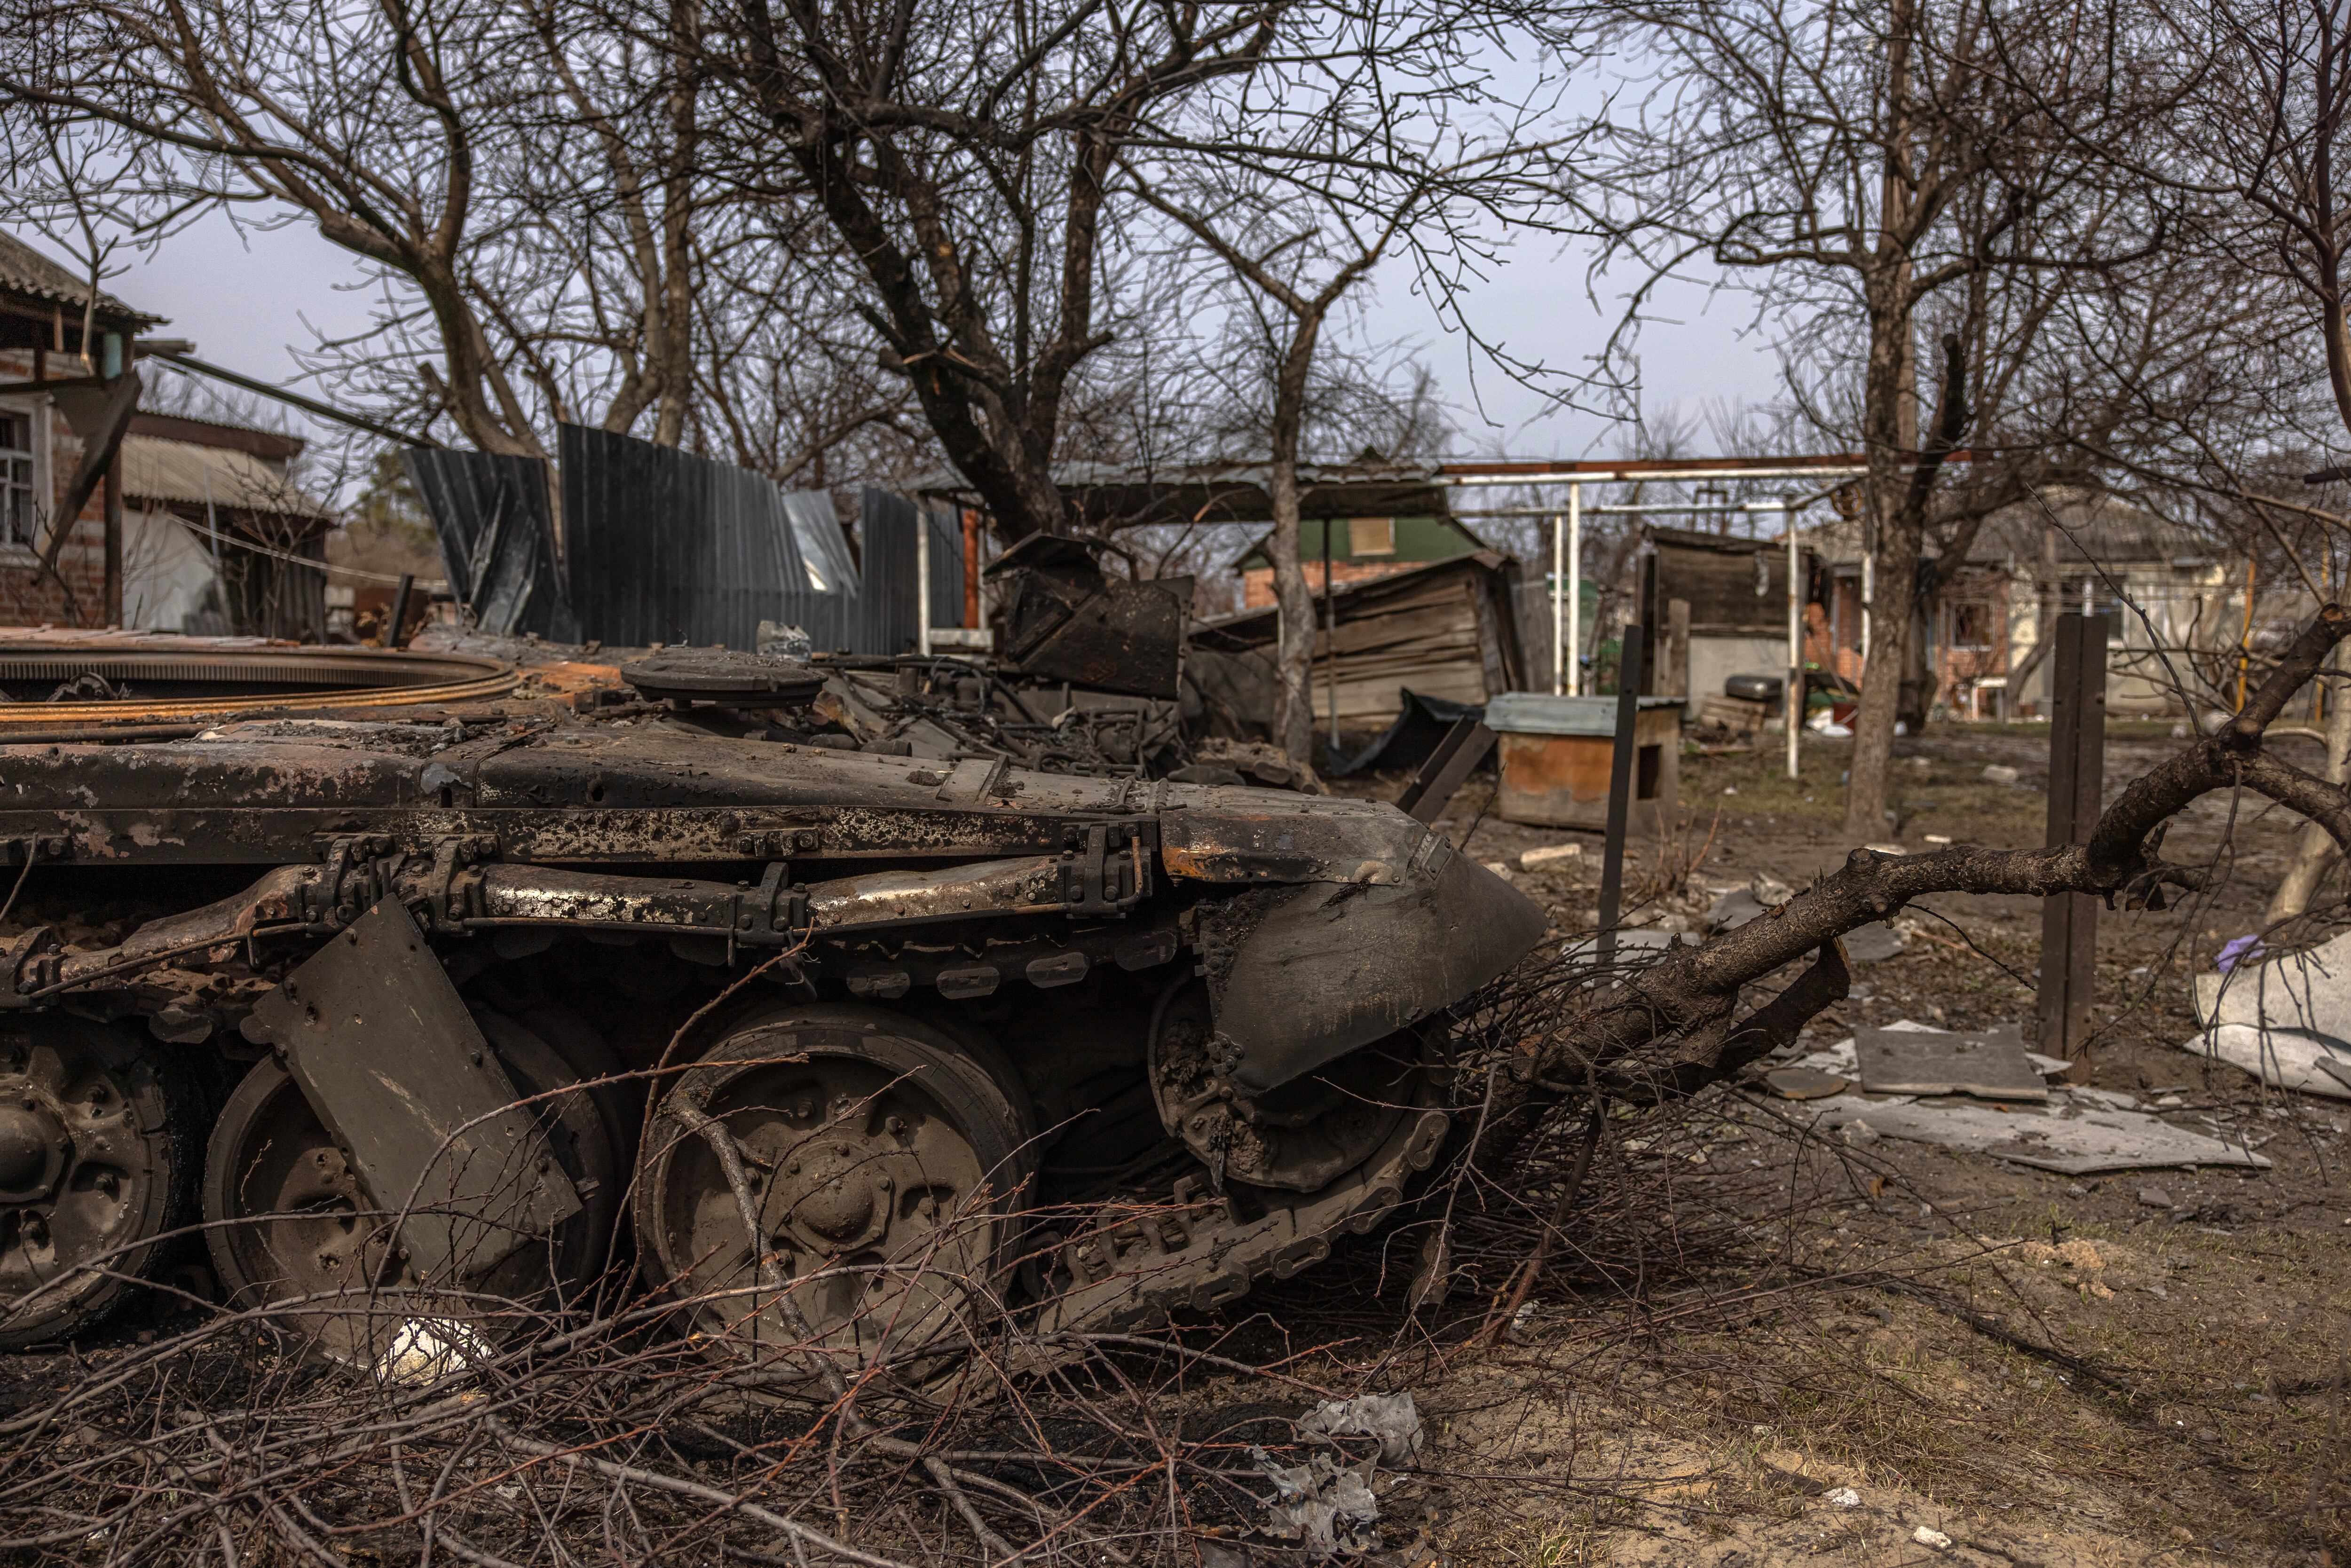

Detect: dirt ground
1307,720,2350,1566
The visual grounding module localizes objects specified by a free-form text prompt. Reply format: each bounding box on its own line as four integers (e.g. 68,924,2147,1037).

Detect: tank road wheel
202,1015,620,1367
634,1004,1033,1384
0,1018,198,1347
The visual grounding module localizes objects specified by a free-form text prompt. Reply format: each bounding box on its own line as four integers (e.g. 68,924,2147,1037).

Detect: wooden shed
1185,551,1527,738
1636,525,1807,713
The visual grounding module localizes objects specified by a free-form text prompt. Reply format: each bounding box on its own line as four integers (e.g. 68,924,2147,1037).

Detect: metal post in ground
1786,498,1802,781
1567,484,1583,694
1596,626,1647,969
1551,512,1564,695
2037,612,2108,1079
1324,520,1339,746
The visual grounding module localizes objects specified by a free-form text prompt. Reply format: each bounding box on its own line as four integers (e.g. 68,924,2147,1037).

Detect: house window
1348,518,1395,556
1949,600,1995,650
0,407,37,548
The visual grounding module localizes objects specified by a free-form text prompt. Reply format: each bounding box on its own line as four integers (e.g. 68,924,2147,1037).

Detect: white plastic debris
2186,930,2351,1098
1913,1525,1954,1550
1982,764,2020,785
375,1317,493,1387
1298,1391,1423,1467
2178,1024,2351,1101
1249,1448,1381,1558
1824,1486,1862,1508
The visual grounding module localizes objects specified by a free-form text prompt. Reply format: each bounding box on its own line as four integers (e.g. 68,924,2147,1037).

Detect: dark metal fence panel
925,502,967,629
401,449,577,640
561,425,704,646
558,425,872,650
775,490,859,652
416,431,927,652
780,490,860,598
702,451,803,651
858,487,920,654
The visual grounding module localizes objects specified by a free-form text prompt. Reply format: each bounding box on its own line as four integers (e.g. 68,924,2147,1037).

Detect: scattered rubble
1783,1023,2272,1172
1243,1394,1423,1558
1520,842,1585,873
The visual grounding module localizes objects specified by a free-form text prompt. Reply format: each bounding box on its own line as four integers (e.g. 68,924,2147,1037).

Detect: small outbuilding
1186,550,1528,741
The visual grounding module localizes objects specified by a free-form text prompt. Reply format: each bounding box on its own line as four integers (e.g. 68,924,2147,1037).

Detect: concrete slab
1857,1023,2047,1101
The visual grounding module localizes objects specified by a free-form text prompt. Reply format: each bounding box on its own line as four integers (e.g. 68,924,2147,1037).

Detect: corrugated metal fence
402,449,578,641
405,428,964,652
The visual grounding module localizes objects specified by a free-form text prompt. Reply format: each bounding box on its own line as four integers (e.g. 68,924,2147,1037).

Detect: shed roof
1192,549,1518,650
120,436,334,520
1804,487,2220,570
0,231,162,330
1228,514,1487,571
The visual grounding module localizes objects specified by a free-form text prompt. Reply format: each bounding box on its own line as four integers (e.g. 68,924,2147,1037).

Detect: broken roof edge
0,229,164,331
1225,513,1490,572
1191,549,1515,650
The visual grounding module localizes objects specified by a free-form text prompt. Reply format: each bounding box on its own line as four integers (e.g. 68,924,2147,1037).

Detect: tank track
1040,1105,1452,1333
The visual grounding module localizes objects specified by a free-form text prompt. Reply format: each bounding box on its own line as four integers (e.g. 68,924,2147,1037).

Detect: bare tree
668,0,1297,542
6,0,711,455
2095,0,2351,919
1582,0,2171,840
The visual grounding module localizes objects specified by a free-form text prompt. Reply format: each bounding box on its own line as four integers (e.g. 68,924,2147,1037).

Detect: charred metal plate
619,647,824,704
247,898,581,1282
1207,847,1546,1095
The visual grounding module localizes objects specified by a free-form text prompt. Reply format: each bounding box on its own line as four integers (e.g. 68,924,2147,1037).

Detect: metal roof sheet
1484,691,1684,736
120,435,334,520
0,231,162,328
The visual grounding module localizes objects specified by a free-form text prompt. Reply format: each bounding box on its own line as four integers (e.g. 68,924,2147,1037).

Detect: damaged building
0,233,335,637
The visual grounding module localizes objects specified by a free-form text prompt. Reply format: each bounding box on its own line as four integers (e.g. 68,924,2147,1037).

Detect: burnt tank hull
0,707,1544,1347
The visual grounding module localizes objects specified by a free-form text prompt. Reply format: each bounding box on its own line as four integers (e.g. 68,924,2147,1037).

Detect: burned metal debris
0,635,1542,1370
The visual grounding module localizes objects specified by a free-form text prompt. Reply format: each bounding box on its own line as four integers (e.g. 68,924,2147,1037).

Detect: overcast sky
24,206,1791,471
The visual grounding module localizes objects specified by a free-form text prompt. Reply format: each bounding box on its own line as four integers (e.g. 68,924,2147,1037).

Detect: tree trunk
1266,314,1323,766
1842,289,1919,842
2269,642,2351,922
1897,602,1934,732
1266,460,1316,764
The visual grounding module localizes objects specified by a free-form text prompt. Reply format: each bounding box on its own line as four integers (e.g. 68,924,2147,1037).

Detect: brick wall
0,350,109,626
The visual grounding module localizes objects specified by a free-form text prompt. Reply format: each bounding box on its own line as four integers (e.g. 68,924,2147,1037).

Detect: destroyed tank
0,629,1542,1371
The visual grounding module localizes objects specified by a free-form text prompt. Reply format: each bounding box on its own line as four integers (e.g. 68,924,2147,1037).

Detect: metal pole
1550,512,1564,695
1786,499,1802,781
1323,520,1340,745
1596,626,1646,970
2037,614,2106,1079
1567,483,1583,695
915,510,932,657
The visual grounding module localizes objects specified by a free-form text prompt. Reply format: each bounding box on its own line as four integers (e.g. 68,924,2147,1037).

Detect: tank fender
1198,841,1546,1096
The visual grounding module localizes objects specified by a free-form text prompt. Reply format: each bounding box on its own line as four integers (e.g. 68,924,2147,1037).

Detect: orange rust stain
1498,733,1614,802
